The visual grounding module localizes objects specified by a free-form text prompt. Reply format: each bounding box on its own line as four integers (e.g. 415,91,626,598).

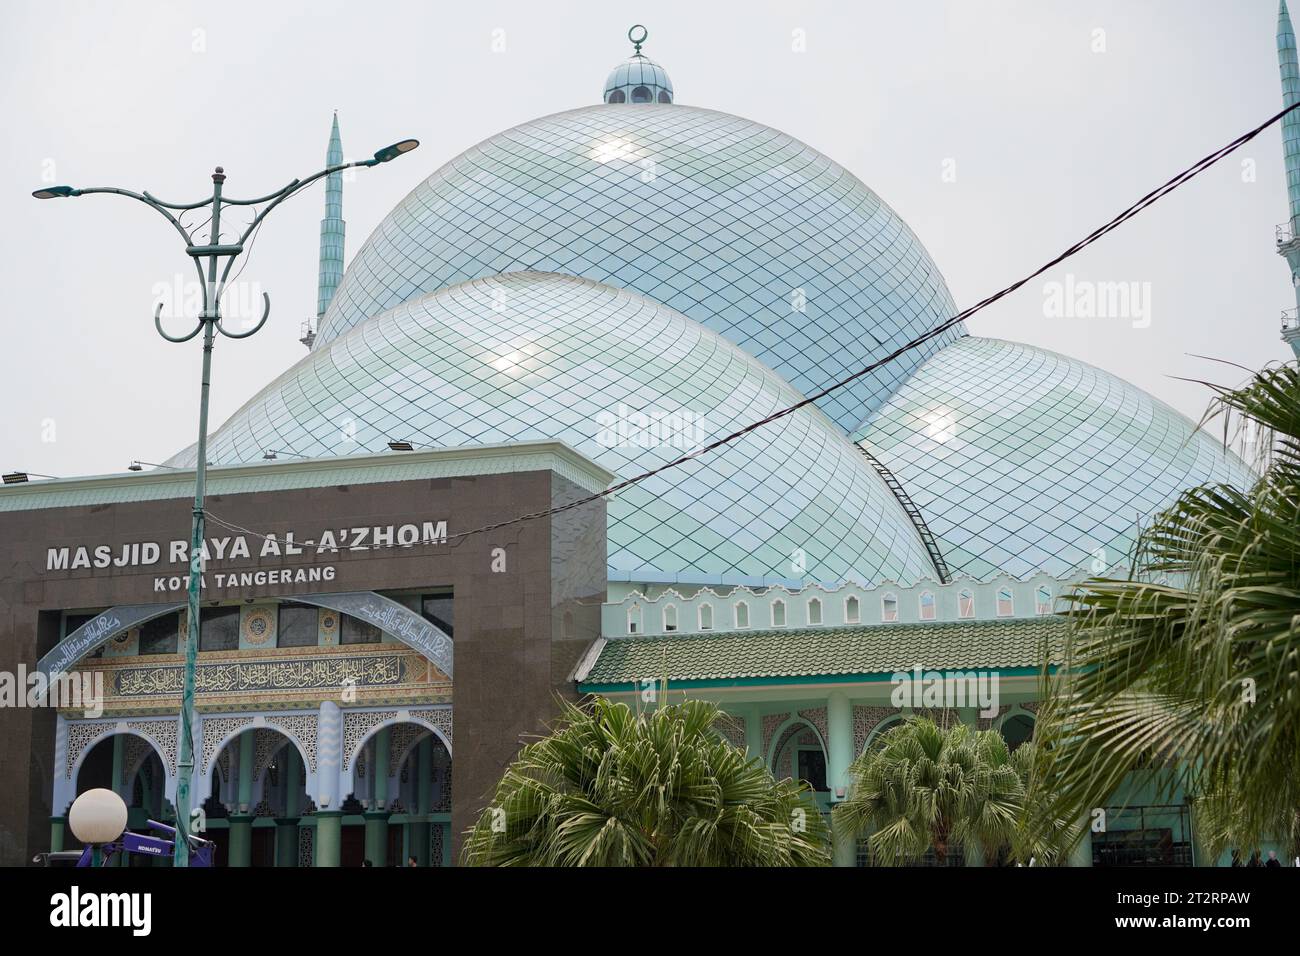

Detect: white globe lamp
68,788,128,845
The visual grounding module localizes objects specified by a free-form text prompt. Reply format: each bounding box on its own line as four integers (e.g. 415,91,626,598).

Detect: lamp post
33,135,419,866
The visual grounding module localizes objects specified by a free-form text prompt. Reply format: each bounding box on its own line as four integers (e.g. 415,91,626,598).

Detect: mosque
2,8,1294,867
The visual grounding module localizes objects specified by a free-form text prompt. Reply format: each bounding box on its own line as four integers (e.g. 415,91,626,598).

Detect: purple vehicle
34,820,213,867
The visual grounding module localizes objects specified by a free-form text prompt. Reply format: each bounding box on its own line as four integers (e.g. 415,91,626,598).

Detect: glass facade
175,272,933,587
138,613,179,655
199,606,240,652
858,337,1256,579
311,104,962,433
276,604,319,648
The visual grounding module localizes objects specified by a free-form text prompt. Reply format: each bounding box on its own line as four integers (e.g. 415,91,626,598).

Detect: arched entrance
73,732,168,866
768,717,830,802
203,728,310,867
345,720,452,867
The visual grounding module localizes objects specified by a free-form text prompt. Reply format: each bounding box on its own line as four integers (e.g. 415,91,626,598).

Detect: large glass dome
856,336,1257,579
313,104,961,433
178,272,935,586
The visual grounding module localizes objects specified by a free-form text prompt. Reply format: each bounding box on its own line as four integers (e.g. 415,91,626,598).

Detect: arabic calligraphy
113,655,412,698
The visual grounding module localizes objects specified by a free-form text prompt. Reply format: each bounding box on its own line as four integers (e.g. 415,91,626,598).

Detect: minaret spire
304,112,346,348
1276,2,1300,356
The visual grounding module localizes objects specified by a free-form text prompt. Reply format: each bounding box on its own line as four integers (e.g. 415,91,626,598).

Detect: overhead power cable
205,99,1300,556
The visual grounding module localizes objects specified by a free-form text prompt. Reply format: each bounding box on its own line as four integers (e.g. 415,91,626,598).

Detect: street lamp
2,471,59,484
33,135,419,867
68,788,128,868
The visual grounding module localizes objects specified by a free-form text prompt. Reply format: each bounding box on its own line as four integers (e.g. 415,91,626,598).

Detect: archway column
410,735,433,866
228,730,256,867
363,727,392,865
826,692,855,868
275,745,302,867
49,817,66,853
742,708,762,760
315,812,342,867
312,701,343,867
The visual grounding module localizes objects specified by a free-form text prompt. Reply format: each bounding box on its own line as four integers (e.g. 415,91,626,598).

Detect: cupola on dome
604,25,673,103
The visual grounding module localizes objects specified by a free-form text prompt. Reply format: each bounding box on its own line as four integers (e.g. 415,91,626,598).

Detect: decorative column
410,735,433,866
275,745,301,867
314,701,343,867
50,716,72,854
743,708,762,761
363,728,392,866
49,818,65,853
826,692,855,868
227,730,255,868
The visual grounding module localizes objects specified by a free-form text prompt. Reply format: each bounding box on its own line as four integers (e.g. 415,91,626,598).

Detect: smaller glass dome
604,26,673,104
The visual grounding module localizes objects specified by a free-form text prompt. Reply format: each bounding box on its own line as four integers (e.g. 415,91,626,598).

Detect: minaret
1276,2,1300,357
303,113,345,349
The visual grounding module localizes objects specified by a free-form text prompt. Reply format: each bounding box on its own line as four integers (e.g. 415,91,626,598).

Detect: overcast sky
0,0,1292,479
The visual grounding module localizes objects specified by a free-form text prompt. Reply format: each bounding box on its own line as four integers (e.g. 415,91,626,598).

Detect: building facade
3,11,1294,865
0,444,608,865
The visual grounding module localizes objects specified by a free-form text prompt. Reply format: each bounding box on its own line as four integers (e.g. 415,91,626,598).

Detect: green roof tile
578,617,1067,687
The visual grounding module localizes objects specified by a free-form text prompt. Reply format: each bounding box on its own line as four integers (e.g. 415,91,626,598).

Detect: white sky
0,0,1292,478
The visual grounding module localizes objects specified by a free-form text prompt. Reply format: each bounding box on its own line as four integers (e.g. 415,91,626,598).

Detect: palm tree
461,695,830,866
1031,363,1300,859
834,716,1059,865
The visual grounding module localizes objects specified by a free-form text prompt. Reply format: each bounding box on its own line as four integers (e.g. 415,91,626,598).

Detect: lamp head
32,186,76,200
372,139,419,164
68,788,128,845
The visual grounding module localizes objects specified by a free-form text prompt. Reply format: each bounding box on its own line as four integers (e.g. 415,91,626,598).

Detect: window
958,589,975,619
139,613,179,655
698,603,713,630
797,749,828,792
772,599,787,627
1035,586,1052,616
341,614,382,645
607,89,625,103
882,593,898,622
277,604,319,648
996,587,1014,617
663,604,678,632
845,595,860,624
1000,714,1035,752
919,591,936,621
735,601,750,629
421,593,454,638
631,85,652,103
200,606,240,651
657,90,672,103
807,597,822,625
627,604,642,634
